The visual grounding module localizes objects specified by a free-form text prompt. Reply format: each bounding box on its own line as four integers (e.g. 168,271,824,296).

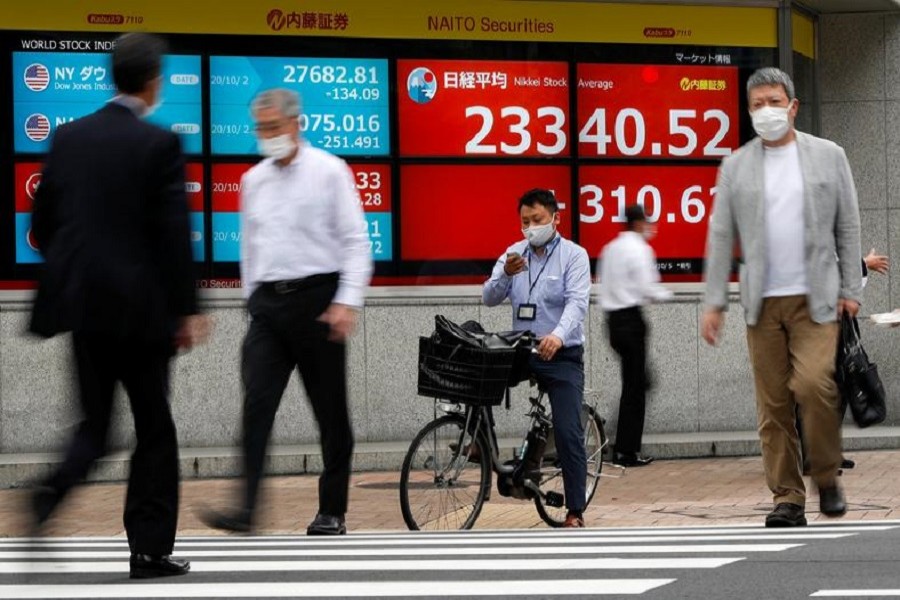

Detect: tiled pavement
2,449,900,537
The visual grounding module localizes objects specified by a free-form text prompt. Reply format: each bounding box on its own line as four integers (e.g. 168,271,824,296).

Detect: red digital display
350,164,392,213
211,162,391,213
14,162,41,212
400,164,572,261
398,60,570,157
577,64,739,159
578,165,718,267
184,163,204,211
211,163,251,212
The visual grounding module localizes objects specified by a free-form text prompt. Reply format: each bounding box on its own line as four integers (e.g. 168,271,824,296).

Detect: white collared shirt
239,143,373,307
597,231,673,311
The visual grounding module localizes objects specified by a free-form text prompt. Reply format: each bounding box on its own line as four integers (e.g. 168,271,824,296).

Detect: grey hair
251,88,301,118
747,67,795,100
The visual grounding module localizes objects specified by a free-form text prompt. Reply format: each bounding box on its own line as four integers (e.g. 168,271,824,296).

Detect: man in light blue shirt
483,188,592,528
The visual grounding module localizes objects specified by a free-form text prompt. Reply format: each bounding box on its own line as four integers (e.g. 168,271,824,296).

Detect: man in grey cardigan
702,67,862,528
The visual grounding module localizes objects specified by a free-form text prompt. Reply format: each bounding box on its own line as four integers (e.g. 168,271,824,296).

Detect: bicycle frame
436,388,553,489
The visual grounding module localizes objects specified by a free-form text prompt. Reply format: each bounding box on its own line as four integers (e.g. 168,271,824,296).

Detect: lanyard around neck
526,236,560,299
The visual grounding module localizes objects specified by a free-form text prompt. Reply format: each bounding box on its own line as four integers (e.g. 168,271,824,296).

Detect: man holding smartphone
483,188,592,528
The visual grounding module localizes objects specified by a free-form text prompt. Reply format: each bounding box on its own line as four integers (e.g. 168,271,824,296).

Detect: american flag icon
25,113,51,142
23,63,50,92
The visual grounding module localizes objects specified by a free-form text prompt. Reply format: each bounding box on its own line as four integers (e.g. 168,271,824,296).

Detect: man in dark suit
28,32,207,579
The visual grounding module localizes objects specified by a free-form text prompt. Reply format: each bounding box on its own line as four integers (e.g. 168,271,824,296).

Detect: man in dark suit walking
28,32,207,579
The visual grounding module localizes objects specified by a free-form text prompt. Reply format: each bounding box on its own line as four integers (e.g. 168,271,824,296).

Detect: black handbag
836,314,886,428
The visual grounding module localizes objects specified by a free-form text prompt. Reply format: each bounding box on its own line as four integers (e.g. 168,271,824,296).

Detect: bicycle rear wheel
399,413,491,531
534,403,607,527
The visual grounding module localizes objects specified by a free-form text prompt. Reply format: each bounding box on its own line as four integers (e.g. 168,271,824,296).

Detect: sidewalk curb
3,427,899,488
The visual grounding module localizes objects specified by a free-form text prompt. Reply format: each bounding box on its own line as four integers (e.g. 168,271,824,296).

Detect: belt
607,306,643,316
262,272,339,295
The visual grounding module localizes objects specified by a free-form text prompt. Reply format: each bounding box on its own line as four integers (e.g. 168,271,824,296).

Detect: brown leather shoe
563,514,585,528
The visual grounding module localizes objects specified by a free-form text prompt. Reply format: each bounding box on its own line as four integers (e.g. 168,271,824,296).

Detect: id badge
517,303,537,321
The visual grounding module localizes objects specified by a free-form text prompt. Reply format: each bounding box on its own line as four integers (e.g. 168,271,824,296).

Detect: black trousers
607,307,648,456
47,332,179,555
241,276,353,517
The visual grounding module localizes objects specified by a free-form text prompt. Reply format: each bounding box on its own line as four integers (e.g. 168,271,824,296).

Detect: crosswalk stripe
0,543,802,559
1,523,892,546
0,556,743,574
2,520,894,544
0,579,677,598
0,532,855,549
812,592,900,597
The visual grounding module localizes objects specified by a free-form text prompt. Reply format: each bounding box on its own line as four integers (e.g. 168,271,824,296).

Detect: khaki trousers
746,295,841,507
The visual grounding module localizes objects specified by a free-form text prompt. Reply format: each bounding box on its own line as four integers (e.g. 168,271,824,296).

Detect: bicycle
399,322,613,530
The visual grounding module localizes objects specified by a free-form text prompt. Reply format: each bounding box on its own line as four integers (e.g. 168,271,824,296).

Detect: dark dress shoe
129,554,190,579
765,502,807,527
199,508,253,533
307,513,346,535
613,452,654,467
819,485,847,517
841,457,855,469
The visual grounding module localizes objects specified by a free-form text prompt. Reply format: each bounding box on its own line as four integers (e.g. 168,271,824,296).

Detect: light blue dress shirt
483,234,591,347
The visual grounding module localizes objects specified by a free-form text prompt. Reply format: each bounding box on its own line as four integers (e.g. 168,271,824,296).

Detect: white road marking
0,543,802,559
0,556,743,574
0,532,857,549
0,579,676,598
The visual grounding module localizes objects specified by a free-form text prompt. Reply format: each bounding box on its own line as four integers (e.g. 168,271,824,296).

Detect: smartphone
506,251,528,270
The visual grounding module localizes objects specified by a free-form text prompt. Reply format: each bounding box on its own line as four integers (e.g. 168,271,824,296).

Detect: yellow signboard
792,9,816,59
0,1,777,48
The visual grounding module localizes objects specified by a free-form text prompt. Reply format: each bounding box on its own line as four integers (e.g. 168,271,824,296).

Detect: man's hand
504,252,527,276
536,334,563,361
701,308,725,346
838,298,860,318
864,248,889,275
175,314,212,350
318,303,358,342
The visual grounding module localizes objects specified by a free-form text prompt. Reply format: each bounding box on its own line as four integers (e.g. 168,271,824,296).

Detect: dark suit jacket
30,102,197,342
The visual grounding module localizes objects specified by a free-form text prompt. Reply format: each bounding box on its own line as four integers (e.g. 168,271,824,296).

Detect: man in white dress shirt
203,88,373,535
597,205,672,468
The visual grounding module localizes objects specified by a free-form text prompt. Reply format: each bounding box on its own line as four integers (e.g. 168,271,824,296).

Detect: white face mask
258,134,296,160
751,105,792,142
523,221,556,247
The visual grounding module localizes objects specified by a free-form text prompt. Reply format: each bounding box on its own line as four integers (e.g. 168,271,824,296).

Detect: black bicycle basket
417,316,532,406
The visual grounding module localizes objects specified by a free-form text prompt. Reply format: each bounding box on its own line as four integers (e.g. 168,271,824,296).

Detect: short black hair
625,204,646,230
518,188,558,214
112,32,167,95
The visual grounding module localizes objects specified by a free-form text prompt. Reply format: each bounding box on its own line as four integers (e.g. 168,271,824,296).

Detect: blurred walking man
29,33,206,578
202,88,372,536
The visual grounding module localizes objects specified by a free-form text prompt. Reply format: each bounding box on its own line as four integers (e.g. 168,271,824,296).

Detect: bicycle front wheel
399,413,491,531
534,403,607,527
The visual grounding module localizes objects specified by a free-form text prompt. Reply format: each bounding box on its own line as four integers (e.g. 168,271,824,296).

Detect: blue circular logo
407,67,437,104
